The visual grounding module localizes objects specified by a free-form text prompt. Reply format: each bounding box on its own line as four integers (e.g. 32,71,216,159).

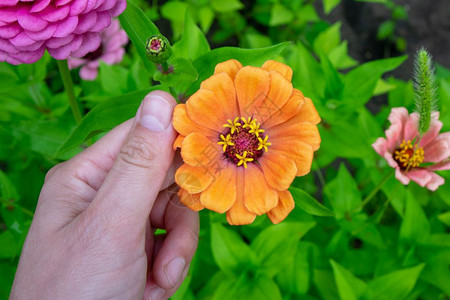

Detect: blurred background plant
1,0,449,299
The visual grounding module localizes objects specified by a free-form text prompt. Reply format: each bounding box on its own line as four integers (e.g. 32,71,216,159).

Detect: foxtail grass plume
413,48,438,136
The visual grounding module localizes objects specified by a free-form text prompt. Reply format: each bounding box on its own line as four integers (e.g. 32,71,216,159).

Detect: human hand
10,91,199,300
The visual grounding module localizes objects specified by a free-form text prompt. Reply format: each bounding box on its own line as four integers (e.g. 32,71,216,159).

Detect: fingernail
148,287,165,300
164,257,185,287
139,94,173,132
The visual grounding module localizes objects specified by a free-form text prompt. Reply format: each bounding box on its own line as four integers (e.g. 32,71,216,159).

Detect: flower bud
145,35,172,64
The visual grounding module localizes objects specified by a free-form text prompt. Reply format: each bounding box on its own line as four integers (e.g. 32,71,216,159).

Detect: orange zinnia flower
173,59,321,225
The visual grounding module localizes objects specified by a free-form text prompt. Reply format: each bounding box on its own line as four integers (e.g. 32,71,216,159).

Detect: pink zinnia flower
68,19,127,80
372,107,450,191
0,0,126,65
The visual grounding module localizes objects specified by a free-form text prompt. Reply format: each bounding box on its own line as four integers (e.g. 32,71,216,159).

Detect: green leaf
290,187,334,216
377,20,395,40
342,56,407,108
373,78,396,96
198,6,215,32
185,42,289,96
330,260,368,300
323,0,341,14
314,22,342,56
328,41,358,69
119,1,160,73
399,190,430,245
55,88,158,155
276,242,311,294
364,264,425,299
234,273,283,300
251,221,315,276
99,62,129,95
172,12,210,61
0,230,17,258
437,211,450,226
211,0,243,13
0,170,19,201
321,54,344,100
161,1,188,39
269,4,295,26
153,57,198,86
324,164,362,219
210,223,256,276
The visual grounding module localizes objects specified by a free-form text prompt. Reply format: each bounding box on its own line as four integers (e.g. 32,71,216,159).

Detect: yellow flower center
393,140,424,170
218,117,271,168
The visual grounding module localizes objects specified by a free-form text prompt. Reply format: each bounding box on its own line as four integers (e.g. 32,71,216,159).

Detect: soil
316,0,450,79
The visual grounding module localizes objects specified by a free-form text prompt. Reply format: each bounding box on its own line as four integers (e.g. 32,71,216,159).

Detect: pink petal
406,169,432,187
67,56,86,69
48,35,82,59
425,172,445,191
420,112,443,147
79,65,98,80
97,0,117,12
69,0,89,16
0,23,21,39
46,34,74,48
0,7,18,23
8,45,45,63
24,23,58,41
54,16,79,38
384,152,399,169
0,0,20,7
429,159,450,171
73,11,97,34
101,47,124,64
109,0,127,17
89,11,111,32
81,0,98,15
71,32,101,57
0,38,18,53
10,31,37,47
41,5,71,22
424,133,450,163
395,168,410,185
385,124,402,152
372,138,388,156
17,7,49,32
30,0,52,13
14,40,44,52
55,0,72,6
403,112,419,142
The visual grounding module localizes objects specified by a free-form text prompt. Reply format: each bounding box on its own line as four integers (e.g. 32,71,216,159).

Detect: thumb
88,91,177,228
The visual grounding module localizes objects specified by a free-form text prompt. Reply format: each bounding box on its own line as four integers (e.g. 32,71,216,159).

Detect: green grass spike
413,47,437,136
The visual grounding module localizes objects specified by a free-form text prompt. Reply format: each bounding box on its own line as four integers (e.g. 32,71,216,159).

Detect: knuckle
118,135,157,169
44,163,63,182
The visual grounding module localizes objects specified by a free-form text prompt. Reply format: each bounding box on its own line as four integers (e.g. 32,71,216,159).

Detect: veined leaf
290,187,334,217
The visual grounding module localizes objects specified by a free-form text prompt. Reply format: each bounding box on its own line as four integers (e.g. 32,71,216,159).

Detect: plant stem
0,197,34,217
57,59,82,124
357,170,394,212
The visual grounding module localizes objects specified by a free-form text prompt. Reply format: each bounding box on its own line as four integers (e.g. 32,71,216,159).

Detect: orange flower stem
356,169,394,213
57,59,83,124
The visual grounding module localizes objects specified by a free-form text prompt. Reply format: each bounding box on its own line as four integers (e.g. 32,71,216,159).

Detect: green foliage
1,1,449,299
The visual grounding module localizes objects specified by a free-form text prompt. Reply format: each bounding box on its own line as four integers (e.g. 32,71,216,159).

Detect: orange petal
226,168,256,225
270,139,314,176
200,72,239,119
267,190,295,224
267,121,321,151
234,66,270,118
178,189,204,211
296,97,321,125
200,165,236,213
214,59,243,80
244,165,278,215
173,134,185,150
253,71,293,124
259,152,297,191
173,104,216,137
186,89,232,132
262,60,293,81
175,164,215,194
181,132,221,168
263,89,305,128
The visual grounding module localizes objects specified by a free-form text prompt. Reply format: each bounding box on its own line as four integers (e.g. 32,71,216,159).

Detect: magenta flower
68,19,127,80
0,0,126,65
372,107,450,191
